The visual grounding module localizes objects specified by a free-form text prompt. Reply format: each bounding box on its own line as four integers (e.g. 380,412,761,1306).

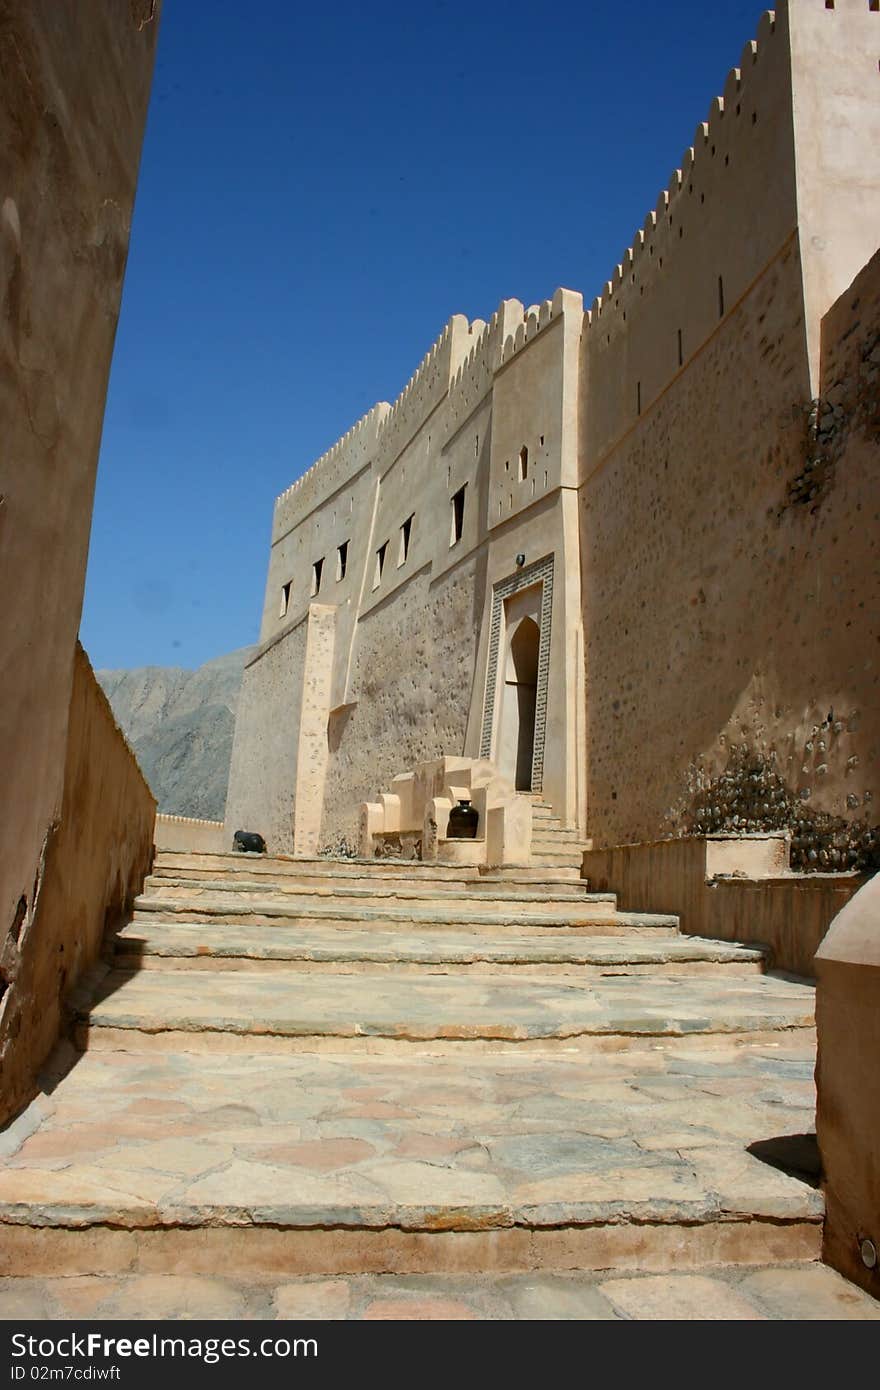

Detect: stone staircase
0,849,877,1319
527,796,590,869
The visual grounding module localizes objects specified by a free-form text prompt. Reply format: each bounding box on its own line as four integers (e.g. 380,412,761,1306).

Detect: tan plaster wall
0,1,159,991
789,0,880,389
583,836,864,978
224,619,309,854
292,605,336,856
580,236,880,855
581,241,810,844
583,7,798,468
320,558,481,849
154,816,227,854
0,645,156,1125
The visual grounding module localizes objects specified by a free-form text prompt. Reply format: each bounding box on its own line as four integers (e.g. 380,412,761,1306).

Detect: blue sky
82,0,764,671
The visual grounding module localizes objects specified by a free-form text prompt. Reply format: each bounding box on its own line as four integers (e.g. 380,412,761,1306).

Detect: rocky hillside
97,646,254,821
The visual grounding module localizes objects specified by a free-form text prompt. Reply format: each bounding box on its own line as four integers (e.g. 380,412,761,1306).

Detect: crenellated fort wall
226,1,880,859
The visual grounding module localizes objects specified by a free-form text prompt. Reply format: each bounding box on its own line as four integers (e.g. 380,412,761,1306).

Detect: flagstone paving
114,921,767,974
0,1044,821,1231
1,1263,878,1320
76,969,815,1049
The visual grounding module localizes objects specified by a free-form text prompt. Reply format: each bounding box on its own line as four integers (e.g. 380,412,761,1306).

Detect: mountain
96,646,255,821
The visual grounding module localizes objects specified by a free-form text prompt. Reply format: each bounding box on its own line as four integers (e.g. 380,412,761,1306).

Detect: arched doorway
499,612,540,790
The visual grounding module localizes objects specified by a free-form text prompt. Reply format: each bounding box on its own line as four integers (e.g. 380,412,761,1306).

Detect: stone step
5,1263,878,1320
129,909,677,941
154,853,588,884
130,897,680,938
531,828,585,843
0,1044,822,1276
74,967,814,1054
143,874,593,905
532,844,589,859
150,865,587,891
154,853,494,881
530,853,584,869
112,922,767,976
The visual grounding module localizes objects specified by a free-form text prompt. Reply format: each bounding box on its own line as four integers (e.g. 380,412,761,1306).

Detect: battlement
445,300,517,428
373,312,473,468
272,317,475,536
445,289,581,435
586,10,778,330
272,401,389,543
578,6,809,463
498,289,568,365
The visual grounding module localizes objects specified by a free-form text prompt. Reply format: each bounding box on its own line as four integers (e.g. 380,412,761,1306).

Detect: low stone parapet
582,835,865,978
155,814,228,854
0,645,156,1126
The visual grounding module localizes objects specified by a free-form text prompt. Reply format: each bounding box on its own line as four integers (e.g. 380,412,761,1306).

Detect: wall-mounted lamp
515,553,526,568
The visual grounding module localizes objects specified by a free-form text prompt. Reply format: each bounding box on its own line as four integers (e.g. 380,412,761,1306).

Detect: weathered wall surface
320,559,481,849
0,1,159,1006
584,837,864,978
224,620,309,853
582,241,809,843
0,646,155,1125
580,239,880,863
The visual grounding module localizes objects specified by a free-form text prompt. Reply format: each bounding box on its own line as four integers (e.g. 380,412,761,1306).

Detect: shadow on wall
0,645,155,1127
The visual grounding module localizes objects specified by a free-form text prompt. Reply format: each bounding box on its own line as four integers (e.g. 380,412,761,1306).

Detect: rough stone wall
580,240,880,860
224,620,309,854
0,645,156,1125
320,559,481,849
0,1,159,1007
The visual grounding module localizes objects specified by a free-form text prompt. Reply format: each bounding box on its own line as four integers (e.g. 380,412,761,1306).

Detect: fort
225,0,880,888
2,0,880,1321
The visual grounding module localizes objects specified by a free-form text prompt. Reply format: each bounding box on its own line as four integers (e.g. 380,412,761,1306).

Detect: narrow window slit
450,485,466,546
398,514,413,567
